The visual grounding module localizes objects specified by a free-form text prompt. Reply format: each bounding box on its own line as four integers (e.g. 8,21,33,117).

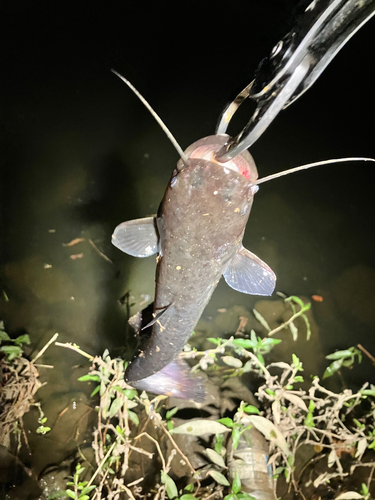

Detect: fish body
112,134,276,395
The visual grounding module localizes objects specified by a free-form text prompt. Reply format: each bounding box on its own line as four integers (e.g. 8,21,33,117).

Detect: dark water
1,0,375,473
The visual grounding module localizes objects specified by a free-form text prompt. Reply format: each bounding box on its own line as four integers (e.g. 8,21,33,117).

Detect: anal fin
141,303,172,330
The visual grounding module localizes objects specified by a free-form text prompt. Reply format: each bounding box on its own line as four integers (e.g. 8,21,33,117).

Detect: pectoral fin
223,246,276,296
112,216,158,257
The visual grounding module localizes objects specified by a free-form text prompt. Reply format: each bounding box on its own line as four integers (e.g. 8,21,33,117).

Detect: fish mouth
178,134,258,182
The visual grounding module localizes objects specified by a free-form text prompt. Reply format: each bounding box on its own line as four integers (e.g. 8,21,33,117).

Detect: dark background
1,1,374,380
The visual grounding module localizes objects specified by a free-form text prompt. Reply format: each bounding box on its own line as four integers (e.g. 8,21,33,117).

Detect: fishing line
254,157,375,185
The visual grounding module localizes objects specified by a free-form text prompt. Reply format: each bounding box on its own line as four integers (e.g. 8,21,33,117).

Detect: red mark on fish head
230,156,251,180
190,145,251,180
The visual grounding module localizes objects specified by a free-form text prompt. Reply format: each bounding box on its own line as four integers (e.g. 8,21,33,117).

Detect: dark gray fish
110,1,375,400
112,134,276,399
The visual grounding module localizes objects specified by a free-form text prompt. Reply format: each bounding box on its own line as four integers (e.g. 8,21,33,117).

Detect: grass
2,295,375,499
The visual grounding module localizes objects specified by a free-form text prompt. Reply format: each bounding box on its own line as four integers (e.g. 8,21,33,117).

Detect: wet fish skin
112,134,276,394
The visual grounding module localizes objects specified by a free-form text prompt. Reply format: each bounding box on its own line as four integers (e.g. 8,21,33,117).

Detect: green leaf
214,433,225,455
304,412,315,428
171,420,230,436
237,493,257,500
75,465,84,475
180,495,197,500
250,330,257,343
353,418,365,430
243,405,260,415
232,339,257,349
302,314,311,340
78,374,101,382
222,356,243,368
361,483,369,495
0,330,10,341
223,494,237,500
257,353,265,366
289,321,298,341
127,410,139,426
14,334,31,345
108,397,123,418
341,359,354,370
323,359,343,379
205,448,226,468
232,428,241,450
90,385,100,397
326,350,354,360
232,471,241,495
207,470,230,486
252,309,271,332
183,483,194,493
285,296,306,309
260,338,282,347
361,389,375,397
245,416,290,456
116,425,124,436
65,490,76,499
166,406,179,420
292,354,300,368
294,376,304,383
112,386,137,399
0,345,22,358
217,418,234,428
241,360,253,374
207,337,221,345
36,426,51,434
161,471,178,499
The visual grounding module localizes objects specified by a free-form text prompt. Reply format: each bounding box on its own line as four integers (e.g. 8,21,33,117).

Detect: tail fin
127,304,207,402
128,358,207,403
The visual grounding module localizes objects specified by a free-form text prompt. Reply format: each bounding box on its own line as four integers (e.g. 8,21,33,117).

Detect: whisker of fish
254,157,375,185
111,69,189,165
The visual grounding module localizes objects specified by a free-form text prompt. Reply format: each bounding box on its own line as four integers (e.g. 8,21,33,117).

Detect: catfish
111,73,373,401
112,134,276,399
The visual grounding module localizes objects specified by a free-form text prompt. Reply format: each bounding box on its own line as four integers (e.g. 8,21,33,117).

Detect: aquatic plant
0,321,54,447
3,295,372,498
50,294,375,499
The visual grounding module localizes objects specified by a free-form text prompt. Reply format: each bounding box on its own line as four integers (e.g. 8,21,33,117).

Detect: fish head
177,134,258,188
